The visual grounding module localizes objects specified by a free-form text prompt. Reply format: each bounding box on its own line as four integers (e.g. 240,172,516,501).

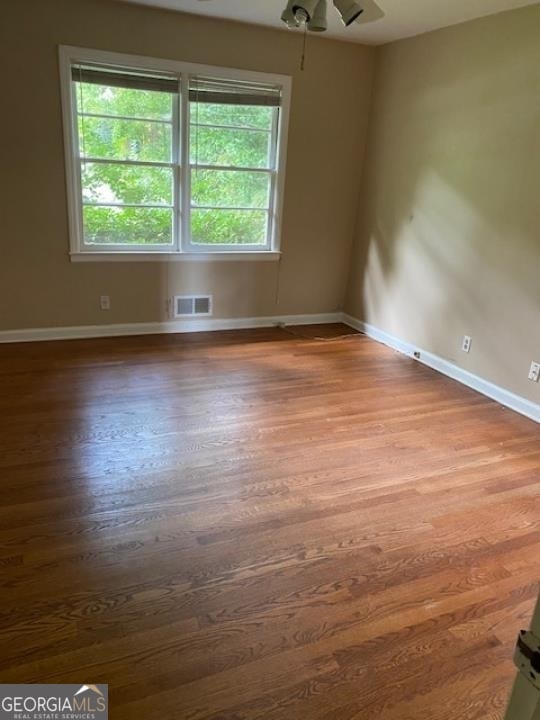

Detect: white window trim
58,46,292,262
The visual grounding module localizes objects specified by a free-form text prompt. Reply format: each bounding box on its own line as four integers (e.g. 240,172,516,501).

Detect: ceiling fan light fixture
307,0,327,32
333,0,364,27
281,0,300,28
295,8,309,25
292,0,320,23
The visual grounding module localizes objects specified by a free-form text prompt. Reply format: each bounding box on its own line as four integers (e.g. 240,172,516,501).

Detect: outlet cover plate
528,361,540,383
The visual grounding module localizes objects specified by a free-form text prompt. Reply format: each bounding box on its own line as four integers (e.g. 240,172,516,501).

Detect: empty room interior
2,0,540,718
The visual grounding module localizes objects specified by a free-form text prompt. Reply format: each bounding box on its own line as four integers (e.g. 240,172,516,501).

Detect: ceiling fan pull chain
301,22,308,70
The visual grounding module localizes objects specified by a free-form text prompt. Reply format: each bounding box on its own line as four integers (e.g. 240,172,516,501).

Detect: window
189,78,279,251
59,47,291,260
73,66,177,251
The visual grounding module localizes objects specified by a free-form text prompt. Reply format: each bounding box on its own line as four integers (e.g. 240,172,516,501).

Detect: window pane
82,163,173,205
190,125,271,168
75,82,173,121
78,116,172,162
190,103,273,130
83,206,173,245
191,209,268,245
191,169,270,209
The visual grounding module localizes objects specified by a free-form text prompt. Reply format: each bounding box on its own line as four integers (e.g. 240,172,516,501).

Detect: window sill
69,251,281,263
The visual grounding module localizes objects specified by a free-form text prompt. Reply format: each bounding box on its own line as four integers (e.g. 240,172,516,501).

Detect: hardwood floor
1,324,539,719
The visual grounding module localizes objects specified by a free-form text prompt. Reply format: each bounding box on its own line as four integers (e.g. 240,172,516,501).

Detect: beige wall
0,0,374,330
345,5,540,402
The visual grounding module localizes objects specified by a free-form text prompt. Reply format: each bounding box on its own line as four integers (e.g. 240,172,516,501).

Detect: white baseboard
0,312,342,344
343,314,540,424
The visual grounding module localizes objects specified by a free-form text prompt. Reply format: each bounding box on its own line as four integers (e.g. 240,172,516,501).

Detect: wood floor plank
1,325,538,719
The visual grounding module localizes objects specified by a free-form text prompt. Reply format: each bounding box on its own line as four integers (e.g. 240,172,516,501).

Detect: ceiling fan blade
354,0,385,24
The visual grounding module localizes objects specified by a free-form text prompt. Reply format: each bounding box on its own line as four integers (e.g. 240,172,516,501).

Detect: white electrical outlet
462,335,472,353
100,295,110,311
528,361,540,383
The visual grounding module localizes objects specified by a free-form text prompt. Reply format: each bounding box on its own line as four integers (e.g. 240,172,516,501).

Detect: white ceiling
119,0,540,44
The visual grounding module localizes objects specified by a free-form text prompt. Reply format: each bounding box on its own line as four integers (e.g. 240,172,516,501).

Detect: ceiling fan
282,0,365,31
196,1,384,35
194,0,384,70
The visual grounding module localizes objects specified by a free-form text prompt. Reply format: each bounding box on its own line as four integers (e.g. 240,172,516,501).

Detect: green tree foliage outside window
76,81,275,246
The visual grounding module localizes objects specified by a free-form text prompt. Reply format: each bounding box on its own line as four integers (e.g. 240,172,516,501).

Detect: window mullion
172,80,181,253
189,163,273,174
83,202,175,209
78,157,174,169
192,205,270,212
79,111,172,125
190,121,272,134
71,81,85,252
267,107,279,251
180,75,190,252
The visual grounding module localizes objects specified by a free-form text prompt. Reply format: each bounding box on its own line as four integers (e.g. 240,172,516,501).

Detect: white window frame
59,46,292,262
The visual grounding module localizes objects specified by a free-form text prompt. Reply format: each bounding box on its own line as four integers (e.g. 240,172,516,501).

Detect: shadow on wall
345,10,540,399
